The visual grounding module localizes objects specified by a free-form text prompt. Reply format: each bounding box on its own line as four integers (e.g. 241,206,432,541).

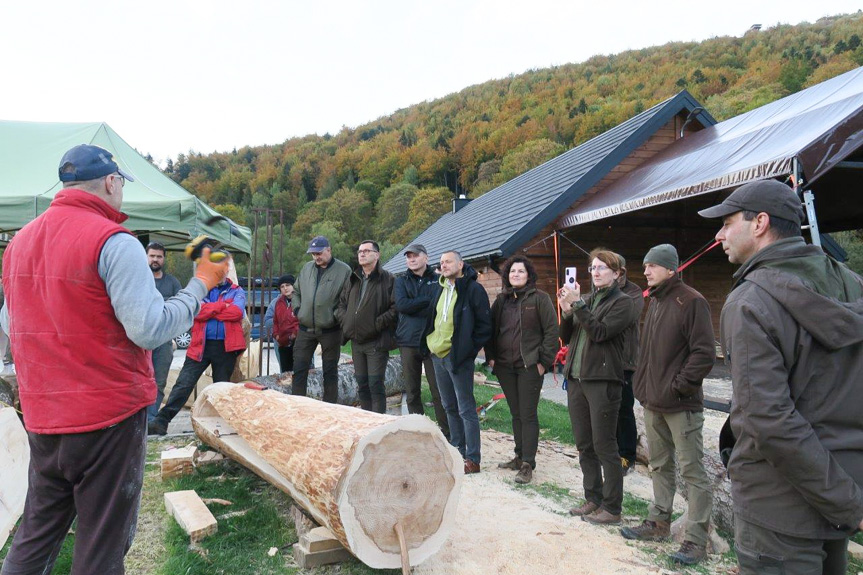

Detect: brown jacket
633,275,715,413
486,286,559,371
618,277,645,372
560,284,633,383
337,261,397,350
721,237,863,538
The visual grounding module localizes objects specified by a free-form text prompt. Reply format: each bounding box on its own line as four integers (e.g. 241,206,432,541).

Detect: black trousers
495,363,543,467
617,370,638,461
292,329,341,403
567,378,623,515
277,343,295,373
352,340,389,413
155,339,239,425
400,346,450,439
1,410,147,575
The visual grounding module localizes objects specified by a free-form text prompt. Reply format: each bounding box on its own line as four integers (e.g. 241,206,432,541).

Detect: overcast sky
1,0,859,164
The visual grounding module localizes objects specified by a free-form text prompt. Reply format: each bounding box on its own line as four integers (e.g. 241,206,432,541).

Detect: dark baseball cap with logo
58,144,134,183
404,243,427,256
698,179,803,226
306,236,330,253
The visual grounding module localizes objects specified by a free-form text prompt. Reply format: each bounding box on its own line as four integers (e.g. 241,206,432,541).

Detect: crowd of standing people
1,144,861,575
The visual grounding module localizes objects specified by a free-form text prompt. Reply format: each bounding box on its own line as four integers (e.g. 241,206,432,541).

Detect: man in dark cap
0,144,228,574
700,179,863,575
292,236,351,402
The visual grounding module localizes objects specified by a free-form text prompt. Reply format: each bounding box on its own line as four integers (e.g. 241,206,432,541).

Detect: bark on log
251,356,406,406
0,406,29,549
191,382,462,569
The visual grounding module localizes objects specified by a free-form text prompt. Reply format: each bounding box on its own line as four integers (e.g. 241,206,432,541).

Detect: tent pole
795,157,821,248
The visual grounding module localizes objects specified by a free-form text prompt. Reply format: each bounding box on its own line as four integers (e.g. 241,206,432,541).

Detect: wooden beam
164,490,218,542
161,445,198,480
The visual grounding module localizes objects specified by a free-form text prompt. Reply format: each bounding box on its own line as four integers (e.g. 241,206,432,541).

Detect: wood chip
202,498,233,506
267,547,278,557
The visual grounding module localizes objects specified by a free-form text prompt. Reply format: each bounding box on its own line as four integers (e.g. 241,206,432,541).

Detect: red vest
2,189,155,434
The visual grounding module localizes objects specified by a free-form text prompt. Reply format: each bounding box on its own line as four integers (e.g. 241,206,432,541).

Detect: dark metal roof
384,91,714,273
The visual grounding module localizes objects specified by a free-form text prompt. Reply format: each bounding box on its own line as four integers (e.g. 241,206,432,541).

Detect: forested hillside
163,13,863,275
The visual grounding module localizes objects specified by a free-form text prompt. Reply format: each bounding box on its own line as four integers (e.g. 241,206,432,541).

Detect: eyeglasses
357,249,378,255
112,173,125,186
588,265,611,273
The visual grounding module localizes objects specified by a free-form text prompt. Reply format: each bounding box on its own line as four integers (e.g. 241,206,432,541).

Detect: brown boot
619,519,671,541
582,508,621,525
497,456,523,470
669,540,707,565
568,501,599,516
514,462,533,484
464,459,481,474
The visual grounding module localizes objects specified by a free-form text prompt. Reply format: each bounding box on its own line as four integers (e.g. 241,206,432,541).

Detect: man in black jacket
424,250,492,474
337,240,397,413
394,244,449,438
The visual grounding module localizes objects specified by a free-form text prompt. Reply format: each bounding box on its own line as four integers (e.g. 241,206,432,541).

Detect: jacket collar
354,260,382,280
51,188,128,224
732,237,815,288
647,274,681,300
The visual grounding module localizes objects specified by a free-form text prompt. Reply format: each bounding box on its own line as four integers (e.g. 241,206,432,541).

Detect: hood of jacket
734,237,863,351
439,262,479,289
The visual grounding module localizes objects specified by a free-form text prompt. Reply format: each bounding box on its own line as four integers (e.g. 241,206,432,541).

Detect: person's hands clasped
194,247,230,290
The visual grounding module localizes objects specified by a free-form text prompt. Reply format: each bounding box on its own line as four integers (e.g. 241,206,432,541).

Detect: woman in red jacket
272,275,299,373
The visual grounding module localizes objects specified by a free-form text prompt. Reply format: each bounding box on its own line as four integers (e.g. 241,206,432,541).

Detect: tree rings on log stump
191,382,462,569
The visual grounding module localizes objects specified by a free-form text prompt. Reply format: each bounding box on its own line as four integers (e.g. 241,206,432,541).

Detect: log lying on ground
191,382,462,569
251,355,406,406
0,407,29,549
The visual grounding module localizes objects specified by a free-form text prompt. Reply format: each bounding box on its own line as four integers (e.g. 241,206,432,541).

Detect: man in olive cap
700,179,863,574
621,243,715,566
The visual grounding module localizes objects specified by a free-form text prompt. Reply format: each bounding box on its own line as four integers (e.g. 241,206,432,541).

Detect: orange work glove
194,247,230,291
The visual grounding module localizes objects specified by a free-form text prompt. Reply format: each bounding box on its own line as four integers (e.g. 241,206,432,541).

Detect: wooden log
0,407,29,549
191,382,462,569
164,490,218,542
161,445,198,480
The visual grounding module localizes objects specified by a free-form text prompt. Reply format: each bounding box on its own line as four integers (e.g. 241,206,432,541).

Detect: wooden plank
848,540,863,560
292,541,354,568
301,526,344,553
195,450,225,466
161,445,198,479
164,490,217,542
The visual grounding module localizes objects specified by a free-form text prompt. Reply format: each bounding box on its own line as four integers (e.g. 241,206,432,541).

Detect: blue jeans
147,340,174,422
432,355,481,464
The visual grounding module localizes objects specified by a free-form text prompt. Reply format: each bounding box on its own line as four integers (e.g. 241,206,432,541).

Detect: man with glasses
620,244,715,565
146,241,182,422
1,144,228,574
292,236,351,403
336,241,397,412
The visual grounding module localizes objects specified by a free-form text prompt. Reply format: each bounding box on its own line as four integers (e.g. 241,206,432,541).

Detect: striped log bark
191,382,462,569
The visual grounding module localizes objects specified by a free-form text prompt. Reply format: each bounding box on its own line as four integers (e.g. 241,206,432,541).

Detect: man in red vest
0,144,228,575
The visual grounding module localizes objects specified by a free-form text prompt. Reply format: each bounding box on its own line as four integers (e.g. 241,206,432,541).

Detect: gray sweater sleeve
99,233,208,350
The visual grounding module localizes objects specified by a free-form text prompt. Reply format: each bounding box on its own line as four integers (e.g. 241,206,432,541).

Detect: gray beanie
643,244,679,272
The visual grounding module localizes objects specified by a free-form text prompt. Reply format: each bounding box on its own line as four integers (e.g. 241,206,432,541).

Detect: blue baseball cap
306,236,330,253
58,144,134,183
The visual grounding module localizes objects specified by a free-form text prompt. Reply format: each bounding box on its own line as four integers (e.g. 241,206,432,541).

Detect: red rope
642,240,720,298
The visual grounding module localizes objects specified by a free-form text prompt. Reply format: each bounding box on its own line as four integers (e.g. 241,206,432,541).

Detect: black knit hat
277,274,295,287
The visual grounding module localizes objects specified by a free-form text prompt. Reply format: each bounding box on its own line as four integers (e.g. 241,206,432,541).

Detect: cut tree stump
164,490,218,542
0,407,29,549
191,382,462,569
161,445,198,479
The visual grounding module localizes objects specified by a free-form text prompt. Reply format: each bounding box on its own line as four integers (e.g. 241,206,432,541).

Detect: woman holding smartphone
558,248,634,525
486,255,558,484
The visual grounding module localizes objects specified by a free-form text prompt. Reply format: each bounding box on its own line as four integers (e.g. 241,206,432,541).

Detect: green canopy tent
0,120,251,253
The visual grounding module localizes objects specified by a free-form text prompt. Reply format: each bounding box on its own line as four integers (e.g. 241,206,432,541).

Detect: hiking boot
583,508,622,525
568,501,599,517
669,540,707,565
620,520,671,541
621,457,634,476
147,418,168,436
497,456,523,470
464,459,481,474
514,462,533,484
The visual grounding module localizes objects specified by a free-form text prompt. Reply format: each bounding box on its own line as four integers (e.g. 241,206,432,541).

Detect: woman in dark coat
558,249,634,525
486,255,559,484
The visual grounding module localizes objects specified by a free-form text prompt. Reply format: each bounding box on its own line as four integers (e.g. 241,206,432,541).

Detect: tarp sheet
0,120,251,253
561,66,863,228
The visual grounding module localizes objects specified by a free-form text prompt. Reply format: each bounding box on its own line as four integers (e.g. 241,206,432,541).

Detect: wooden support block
290,504,317,537
301,526,344,553
164,490,217,542
195,451,225,466
161,445,198,479
292,541,353,568
848,540,863,560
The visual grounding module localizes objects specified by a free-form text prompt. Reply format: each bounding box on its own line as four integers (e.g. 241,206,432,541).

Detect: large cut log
191,382,462,569
251,355,406,406
0,406,29,549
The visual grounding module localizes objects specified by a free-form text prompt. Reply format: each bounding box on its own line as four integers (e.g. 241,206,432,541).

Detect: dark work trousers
495,363,543,468
147,340,174,422
734,514,848,575
352,340,389,413
154,339,239,426
277,343,295,373
1,409,147,575
400,346,450,439
617,370,638,462
567,378,623,515
292,328,341,403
